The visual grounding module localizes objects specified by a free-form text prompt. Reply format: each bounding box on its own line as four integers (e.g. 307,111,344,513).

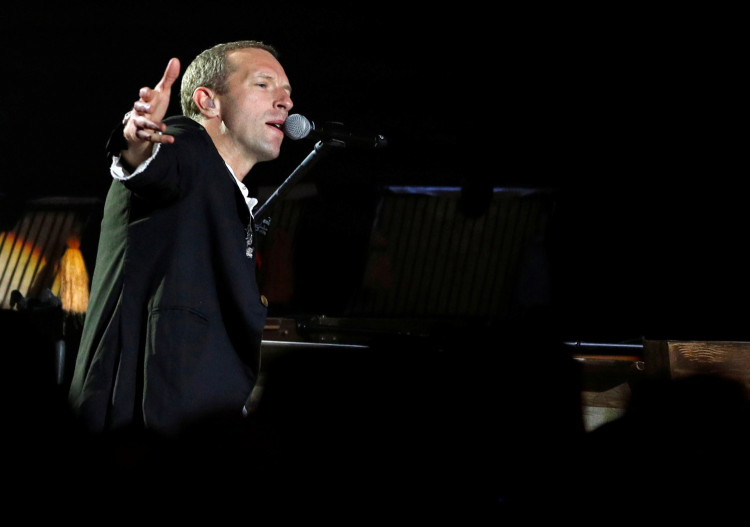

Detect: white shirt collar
225,162,258,217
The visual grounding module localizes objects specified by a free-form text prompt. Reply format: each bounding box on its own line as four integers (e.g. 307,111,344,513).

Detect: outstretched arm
121,58,181,169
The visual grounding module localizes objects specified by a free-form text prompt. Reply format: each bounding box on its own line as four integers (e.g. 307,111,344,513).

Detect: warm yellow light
0,231,47,310
57,236,89,314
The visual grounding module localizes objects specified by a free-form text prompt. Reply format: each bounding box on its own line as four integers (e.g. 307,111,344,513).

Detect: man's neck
204,122,255,182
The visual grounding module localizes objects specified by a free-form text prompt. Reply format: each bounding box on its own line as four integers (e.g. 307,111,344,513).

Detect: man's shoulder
162,116,213,151
164,115,204,134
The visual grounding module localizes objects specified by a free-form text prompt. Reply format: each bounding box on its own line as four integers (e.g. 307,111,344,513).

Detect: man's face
218,48,293,164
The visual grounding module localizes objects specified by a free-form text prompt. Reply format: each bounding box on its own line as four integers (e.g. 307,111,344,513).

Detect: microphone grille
283,114,313,140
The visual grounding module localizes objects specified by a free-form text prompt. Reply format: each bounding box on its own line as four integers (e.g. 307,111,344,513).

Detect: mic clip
318,122,355,149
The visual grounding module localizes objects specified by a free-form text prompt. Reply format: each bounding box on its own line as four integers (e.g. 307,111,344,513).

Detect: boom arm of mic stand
253,140,338,233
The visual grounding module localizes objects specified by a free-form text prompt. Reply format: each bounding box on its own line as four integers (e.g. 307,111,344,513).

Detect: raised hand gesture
121,58,181,168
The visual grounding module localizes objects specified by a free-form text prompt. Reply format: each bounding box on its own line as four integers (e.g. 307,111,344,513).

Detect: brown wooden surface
643,339,750,389
668,340,750,388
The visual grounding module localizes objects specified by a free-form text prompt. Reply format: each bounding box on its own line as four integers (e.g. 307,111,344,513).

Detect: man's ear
193,87,217,115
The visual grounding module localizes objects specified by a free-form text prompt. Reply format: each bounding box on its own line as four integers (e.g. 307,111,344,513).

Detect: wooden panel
643,339,750,390
668,340,750,389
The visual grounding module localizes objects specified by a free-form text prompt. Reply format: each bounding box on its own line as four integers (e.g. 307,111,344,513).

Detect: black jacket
69,116,267,434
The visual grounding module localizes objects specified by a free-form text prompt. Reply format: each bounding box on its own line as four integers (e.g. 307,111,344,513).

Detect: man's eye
256,83,267,88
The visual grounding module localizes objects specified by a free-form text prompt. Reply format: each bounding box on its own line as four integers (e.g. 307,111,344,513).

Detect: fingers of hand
127,113,170,144
134,129,172,144
131,114,161,133
133,101,151,113
134,128,160,140
156,58,181,91
139,87,154,101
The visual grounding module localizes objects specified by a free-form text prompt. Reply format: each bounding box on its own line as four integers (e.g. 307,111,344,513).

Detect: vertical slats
410,196,440,315
398,195,428,314
424,196,455,315
0,231,27,308
380,194,408,313
351,188,554,322
0,204,83,309
461,203,494,316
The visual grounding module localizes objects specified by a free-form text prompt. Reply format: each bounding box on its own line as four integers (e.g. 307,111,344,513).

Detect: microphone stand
254,140,342,235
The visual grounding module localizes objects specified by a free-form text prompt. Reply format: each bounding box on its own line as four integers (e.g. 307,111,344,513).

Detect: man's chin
255,146,281,164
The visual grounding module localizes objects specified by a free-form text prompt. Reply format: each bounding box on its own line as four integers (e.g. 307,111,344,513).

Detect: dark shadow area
583,373,750,510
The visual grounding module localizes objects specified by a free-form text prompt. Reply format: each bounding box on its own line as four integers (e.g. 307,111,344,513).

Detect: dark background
2,3,747,343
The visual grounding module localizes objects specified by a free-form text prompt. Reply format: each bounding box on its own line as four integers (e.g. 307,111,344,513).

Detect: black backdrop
2,3,747,343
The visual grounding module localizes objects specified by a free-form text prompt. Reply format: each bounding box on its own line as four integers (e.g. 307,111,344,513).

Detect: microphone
283,113,387,148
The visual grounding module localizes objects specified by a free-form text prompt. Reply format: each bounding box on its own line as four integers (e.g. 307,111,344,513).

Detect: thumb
156,57,181,92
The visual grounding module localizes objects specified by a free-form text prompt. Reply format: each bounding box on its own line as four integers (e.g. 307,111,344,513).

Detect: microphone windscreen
283,114,314,140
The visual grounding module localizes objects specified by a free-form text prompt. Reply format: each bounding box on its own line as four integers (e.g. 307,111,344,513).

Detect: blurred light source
0,197,99,311
56,236,89,314
0,231,47,309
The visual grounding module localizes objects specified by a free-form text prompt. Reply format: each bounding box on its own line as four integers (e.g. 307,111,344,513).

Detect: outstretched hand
121,58,181,166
